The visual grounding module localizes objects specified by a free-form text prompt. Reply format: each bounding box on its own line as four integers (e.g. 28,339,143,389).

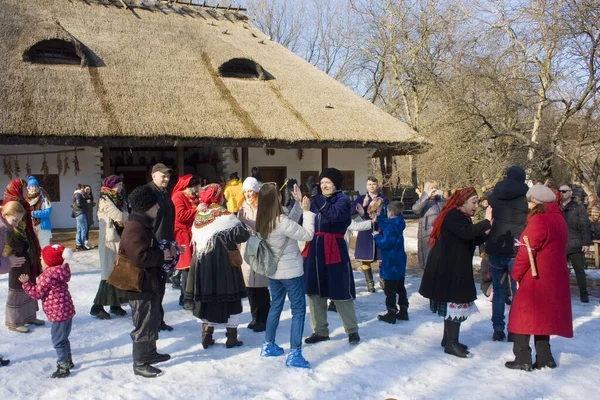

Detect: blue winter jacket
31,196,53,231
374,214,407,281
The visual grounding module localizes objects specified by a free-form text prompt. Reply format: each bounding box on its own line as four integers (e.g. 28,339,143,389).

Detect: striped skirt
5,288,38,328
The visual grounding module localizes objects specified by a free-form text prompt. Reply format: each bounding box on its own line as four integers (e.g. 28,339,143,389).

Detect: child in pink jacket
19,244,76,378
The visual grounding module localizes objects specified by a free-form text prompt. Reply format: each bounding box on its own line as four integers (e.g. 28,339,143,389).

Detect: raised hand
292,184,303,202
301,196,311,211
18,274,29,283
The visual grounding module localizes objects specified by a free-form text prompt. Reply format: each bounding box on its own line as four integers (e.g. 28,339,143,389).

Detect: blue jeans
489,255,518,332
76,214,88,247
51,319,72,364
265,276,306,350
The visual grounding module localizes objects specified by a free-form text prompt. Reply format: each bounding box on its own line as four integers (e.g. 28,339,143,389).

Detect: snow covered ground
1,224,599,399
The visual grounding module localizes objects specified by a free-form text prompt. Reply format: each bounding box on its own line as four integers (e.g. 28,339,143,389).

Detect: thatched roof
0,0,426,153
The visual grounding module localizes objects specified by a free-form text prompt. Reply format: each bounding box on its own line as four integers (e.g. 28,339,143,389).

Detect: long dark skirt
93,280,126,307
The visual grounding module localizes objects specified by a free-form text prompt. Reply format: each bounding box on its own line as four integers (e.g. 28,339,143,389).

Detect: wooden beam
321,148,328,170
242,147,249,178
102,146,111,178
177,146,184,177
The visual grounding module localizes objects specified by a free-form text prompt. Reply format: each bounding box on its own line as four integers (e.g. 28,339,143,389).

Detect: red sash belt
301,232,345,265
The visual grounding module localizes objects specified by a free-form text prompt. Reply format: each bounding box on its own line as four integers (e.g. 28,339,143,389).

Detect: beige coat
237,201,269,288
98,197,128,280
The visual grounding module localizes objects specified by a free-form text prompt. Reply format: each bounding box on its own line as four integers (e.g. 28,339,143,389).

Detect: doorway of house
258,167,288,189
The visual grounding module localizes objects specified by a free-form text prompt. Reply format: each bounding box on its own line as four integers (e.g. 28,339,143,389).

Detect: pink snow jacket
22,263,76,323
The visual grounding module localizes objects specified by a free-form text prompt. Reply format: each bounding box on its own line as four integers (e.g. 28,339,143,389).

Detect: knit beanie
27,176,40,188
129,185,159,213
319,168,343,190
41,244,73,267
527,184,556,204
506,165,526,182
242,177,260,193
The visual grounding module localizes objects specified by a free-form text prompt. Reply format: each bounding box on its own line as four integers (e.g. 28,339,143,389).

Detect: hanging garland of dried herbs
232,147,240,163
26,156,32,177
3,157,12,179
14,157,21,177
297,149,303,160
74,149,80,175
57,153,63,176
63,152,70,176
41,154,49,178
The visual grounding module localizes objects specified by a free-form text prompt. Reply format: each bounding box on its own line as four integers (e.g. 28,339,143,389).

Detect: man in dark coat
352,176,388,293
560,184,592,303
412,181,445,269
486,165,528,341
303,168,359,345
146,163,176,331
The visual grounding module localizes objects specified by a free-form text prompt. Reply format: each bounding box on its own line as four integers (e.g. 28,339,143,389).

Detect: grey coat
412,194,445,268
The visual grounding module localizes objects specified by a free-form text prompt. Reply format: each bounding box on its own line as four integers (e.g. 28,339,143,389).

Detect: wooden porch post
242,147,249,178
102,146,110,178
383,149,393,199
321,148,328,170
177,146,184,177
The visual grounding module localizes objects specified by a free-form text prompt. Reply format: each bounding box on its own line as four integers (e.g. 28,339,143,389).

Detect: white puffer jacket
266,210,316,280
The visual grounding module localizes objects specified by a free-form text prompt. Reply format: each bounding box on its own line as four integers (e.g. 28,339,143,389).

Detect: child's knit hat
41,244,73,267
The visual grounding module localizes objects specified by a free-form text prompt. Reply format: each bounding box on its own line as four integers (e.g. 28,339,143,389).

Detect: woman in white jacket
256,183,314,368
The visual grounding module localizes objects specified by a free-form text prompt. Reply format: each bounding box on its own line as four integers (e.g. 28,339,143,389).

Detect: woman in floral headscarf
186,184,249,350
90,175,129,320
3,178,44,332
419,187,492,358
171,174,201,308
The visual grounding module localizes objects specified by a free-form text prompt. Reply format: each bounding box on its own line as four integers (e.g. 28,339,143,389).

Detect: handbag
107,252,143,292
217,235,243,268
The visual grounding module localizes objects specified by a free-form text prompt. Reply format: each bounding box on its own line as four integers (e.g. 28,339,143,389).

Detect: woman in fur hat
90,175,129,320
419,187,492,358
187,184,250,349
302,168,359,345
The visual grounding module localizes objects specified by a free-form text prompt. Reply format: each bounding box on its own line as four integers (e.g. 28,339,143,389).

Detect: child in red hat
18,244,76,378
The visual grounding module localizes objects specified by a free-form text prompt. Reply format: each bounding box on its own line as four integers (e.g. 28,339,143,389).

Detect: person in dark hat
117,184,173,378
302,168,360,345
146,163,176,331
486,165,529,342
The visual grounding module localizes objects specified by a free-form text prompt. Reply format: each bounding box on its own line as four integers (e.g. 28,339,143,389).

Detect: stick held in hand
523,235,538,277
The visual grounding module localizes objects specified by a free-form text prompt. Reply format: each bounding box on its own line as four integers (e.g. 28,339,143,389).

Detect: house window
26,39,81,65
340,170,355,191
219,58,269,79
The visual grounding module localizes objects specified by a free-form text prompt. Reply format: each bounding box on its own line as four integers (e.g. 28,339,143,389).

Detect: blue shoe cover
260,341,284,357
285,349,310,369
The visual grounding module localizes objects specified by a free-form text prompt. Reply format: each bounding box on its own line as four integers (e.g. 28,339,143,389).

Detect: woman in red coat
171,175,201,308
506,184,573,371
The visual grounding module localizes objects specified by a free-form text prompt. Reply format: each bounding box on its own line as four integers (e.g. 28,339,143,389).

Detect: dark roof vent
24,39,82,66
218,58,272,80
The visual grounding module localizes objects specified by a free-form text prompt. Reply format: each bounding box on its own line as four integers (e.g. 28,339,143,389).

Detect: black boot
377,310,397,324
363,268,376,293
441,320,468,351
247,288,258,330
159,321,173,331
51,362,71,378
397,305,409,321
202,323,215,349
225,327,243,348
533,335,556,369
133,361,163,378
253,287,270,332
65,353,75,370
0,355,10,367
505,334,533,371
304,333,330,344
147,341,171,364
90,304,111,320
110,306,127,316
133,342,163,378
327,301,337,312
444,320,471,358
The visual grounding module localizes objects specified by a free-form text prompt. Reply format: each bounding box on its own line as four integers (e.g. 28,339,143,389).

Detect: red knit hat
41,244,73,267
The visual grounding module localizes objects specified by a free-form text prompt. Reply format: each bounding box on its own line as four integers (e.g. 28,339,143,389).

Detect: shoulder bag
107,252,143,292
217,235,243,268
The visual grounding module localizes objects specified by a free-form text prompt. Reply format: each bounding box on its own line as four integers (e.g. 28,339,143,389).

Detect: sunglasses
559,190,571,193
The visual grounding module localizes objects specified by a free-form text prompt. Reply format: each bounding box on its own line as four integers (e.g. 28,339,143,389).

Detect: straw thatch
0,0,426,153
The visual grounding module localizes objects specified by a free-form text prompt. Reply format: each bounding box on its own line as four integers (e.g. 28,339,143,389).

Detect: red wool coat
508,203,573,338
172,191,199,270
22,263,75,323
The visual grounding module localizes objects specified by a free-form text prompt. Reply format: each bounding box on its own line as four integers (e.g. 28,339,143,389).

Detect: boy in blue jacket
373,201,408,324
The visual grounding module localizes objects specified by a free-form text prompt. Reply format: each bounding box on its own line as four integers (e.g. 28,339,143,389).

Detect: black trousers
247,287,271,324
129,296,161,343
512,333,552,364
568,252,588,297
382,278,408,312
159,271,167,322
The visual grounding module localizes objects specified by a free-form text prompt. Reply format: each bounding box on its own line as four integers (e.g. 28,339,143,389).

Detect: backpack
245,234,290,277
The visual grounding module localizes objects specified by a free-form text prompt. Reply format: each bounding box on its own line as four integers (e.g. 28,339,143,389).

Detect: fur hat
242,177,260,193
506,165,526,182
27,176,40,188
319,168,343,190
41,244,73,267
527,184,556,204
129,185,159,213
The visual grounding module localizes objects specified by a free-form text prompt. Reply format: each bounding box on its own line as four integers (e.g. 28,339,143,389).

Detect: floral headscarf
194,184,229,229
428,187,478,248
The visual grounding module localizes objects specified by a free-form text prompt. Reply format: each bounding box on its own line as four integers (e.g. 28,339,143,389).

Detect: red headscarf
3,178,42,277
428,187,478,248
171,174,193,200
200,183,223,206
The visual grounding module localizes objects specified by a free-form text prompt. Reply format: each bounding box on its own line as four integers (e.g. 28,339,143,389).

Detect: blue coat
374,215,407,280
303,191,354,300
31,195,52,231
352,193,388,261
